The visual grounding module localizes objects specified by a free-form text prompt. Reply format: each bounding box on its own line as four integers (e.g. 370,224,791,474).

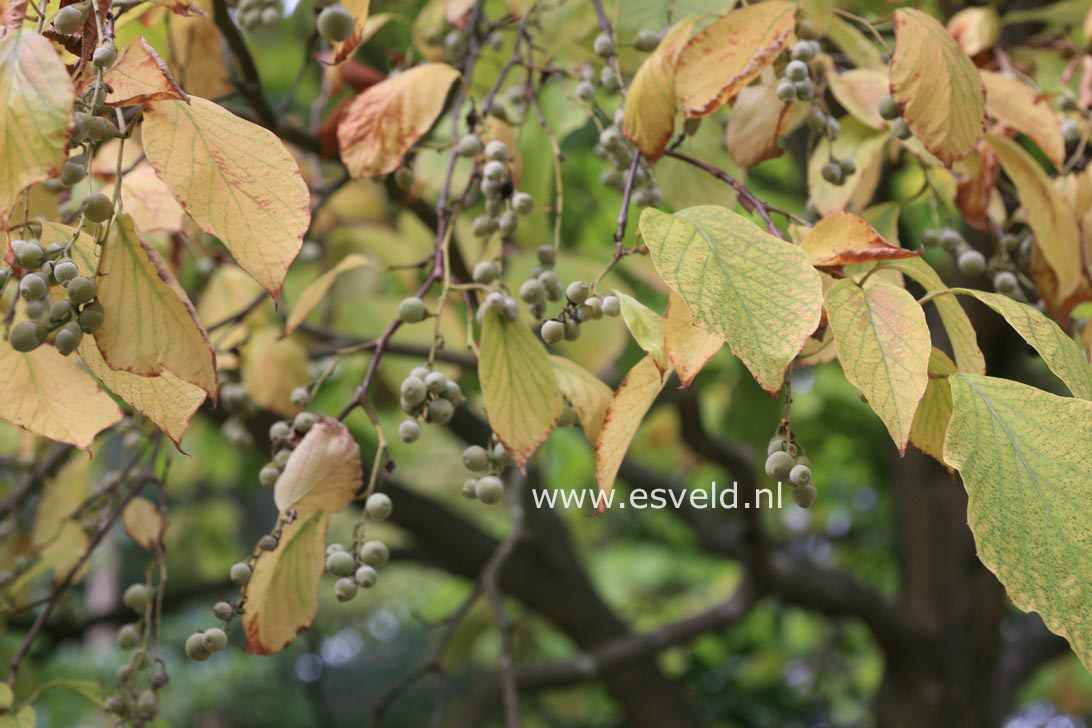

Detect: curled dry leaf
104,37,188,107
802,211,919,267
337,63,461,178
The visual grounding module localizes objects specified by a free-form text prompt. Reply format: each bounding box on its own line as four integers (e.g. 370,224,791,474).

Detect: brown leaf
724,82,797,168
802,212,919,267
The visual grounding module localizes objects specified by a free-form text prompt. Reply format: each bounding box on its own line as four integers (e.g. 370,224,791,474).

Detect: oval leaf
890,8,985,165
550,355,612,442
284,254,372,336
274,415,363,516
908,348,957,465
104,37,187,107
664,291,723,389
638,206,824,394
142,97,311,297
122,497,164,551
945,375,1092,671
595,355,668,505
825,278,931,451
981,71,1064,170
802,212,919,267
615,291,667,370
242,327,310,418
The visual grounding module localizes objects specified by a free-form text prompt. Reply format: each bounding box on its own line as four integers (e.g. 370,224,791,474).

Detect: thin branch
663,148,784,238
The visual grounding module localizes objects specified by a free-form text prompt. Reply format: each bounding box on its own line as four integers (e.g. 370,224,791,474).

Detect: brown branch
663,148,784,238
0,444,73,523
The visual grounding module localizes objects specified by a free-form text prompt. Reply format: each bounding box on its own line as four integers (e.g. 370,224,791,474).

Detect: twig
663,149,784,238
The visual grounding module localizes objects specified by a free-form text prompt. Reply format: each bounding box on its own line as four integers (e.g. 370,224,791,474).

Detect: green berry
290,386,310,407
354,565,378,587
317,5,354,42
821,162,844,185
484,140,508,161
66,276,97,305
765,451,795,480
994,270,1020,296
789,464,812,487
293,411,316,433
334,576,358,602
359,540,388,568
122,583,150,613
794,79,815,101
398,419,421,443
20,273,48,300
792,484,817,508
365,493,393,521
797,19,818,39
839,158,857,176
424,371,447,394
921,230,940,248
9,321,42,352
258,464,280,488
461,479,478,498
202,627,228,652
775,81,797,103
565,280,590,303
78,301,105,332
53,259,79,284
601,295,621,317
398,296,427,323
767,437,786,455
15,241,44,269
512,191,533,215
519,279,544,304
92,42,117,68
957,250,987,277
53,5,85,34
575,79,596,101
472,261,498,285
60,160,87,186
229,562,252,585
893,118,912,140
593,32,614,57
54,323,82,356
117,623,141,649
394,166,414,189
257,535,278,551
462,445,489,471
634,29,660,52
938,228,964,252
541,319,564,345
212,601,234,620
270,421,291,440
483,160,506,180
185,632,211,662
785,60,809,81
456,134,483,157
878,94,900,121
475,476,504,504
1062,119,1081,145
791,40,817,61
48,300,73,323
426,397,454,424
325,549,356,576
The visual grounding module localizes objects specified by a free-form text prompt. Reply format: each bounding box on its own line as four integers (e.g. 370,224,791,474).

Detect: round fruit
456,134,483,157
462,445,489,471
398,296,427,323
122,583,150,612
993,270,1020,296
53,259,79,284
1062,119,1081,145
938,228,964,252
472,261,498,284
326,550,356,576
55,324,82,356
257,535,278,551
634,29,660,52
202,627,228,652
66,276,97,305
765,450,795,480
921,230,939,248
601,295,621,317
92,43,117,68
519,279,544,304
893,118,912,140
565,280,590,303
270,421,291,440
398,419,421,443
258,464,280,488
475,476,504,504
512,191,533,215
785,60,809,81
60,160,87,186
425,371,447,394
317,5,355,42
9,321,42,352
957,250,987,277
117,623,141,649
593,32,614,57
541,319,564,345
354,565,378,587
821,162,843,185
839,158,857,176
794,79,816,101
789,464,812,487
15,242,44,269
461,479,478,499
767,437,786,455
878,94,900,121
483,160,506,180
334,577,358,602
792,484,817,508
294,412,316,433
359,540,388,568
48,300,73,323
185,632,211,662
20,273,48,300
53,5,85,34
213,601,234,620
365,493,393,521
484,140,508,161
426,397,454,424
791,40,816,61
775,82,797,103
78,301,105,332
229,562,252,586
290,386,310,407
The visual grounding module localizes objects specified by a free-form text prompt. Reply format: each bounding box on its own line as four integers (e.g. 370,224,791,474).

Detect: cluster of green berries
922,227,1023,298
325,531,389,603
506,245,562,320
5,237,104,355
539,279,621,346
595,112,663,207
765,434,816,508
397,366,466,439
238,0,283,30
460,436,513,504
216,381,255,448
106,583,168,722
877,93,913,141
259,410,318,488
775,37,822,104
457,139,535,240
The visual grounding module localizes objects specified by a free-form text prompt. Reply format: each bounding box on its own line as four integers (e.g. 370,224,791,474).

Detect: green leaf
614,291,667,370
638,206,823,394
951,289,1092,400
826,278,931,451
243,510,329,655
0,29,74,224
479,310,564,468
944,375,1092,670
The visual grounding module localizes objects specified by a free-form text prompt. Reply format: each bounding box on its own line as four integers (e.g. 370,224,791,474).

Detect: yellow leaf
243,510,329,655
807,117,887,216
142,97,311,297
825,278,931,451
0,29,74,224
329,0,371,65
94,214,217,398
167,1,232,99
31,456,90,583
595,355,668,503
479,310,563,468
284,254,372,336
122,497,164,551
197,264,273,352
113,161,187,233
724,82,797,168
337,63,462,178
104,37,187,107
615,291,667,370
908,348,956,465
944,375,1092,671
638,206,824,394
887,257,985,375
825,15,885,69
274,415,362,516
664,292,723,389
241,327,310,418
981,71,1065,169
675,1,797,118
890,8,985,165
77,339,205,447
549,356,612,442
801,211,918,267
946,6,1000,57
986,134,1083,299
0,345,122,450
621,17,699,162
826,68,889,130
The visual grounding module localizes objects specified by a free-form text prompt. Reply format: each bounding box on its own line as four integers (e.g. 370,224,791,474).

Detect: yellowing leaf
197,264,272,352
946,6,1000,57
621,17,698,162
981,71,1064,169
78,339,205,447
142,97,311,297
95,214,217,398
115,161,187,233
167,2,232,99
951,288,1092,400
825,15,885,69
908,348,956,465
284,254,372,336
104,37,187,107
890,8,985,165
615,291,667,370
807,117,888,216
825,278,931,451
664,292,723,388
30,455,89,584
241,328,310,418
274,415,362,516
826,68,889,130
985,134,1083,299
337,63,461,178
595,355,668,503
802,212,918,267
638,206,823,394
329,0,371,65
675,2,797,117
122,497,164,551
724,83,796,168
944,375,1092,670
479,310,563,468
0,345,122,449
0,29,74,224
243,510,329,655
549,356,612,442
